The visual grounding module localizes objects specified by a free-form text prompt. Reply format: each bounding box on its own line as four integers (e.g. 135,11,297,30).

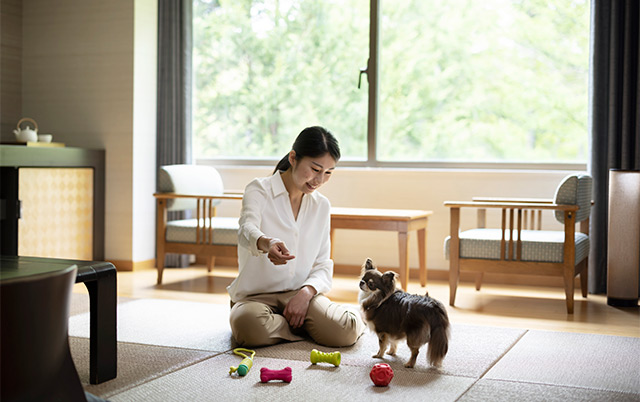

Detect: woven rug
68,296,640,401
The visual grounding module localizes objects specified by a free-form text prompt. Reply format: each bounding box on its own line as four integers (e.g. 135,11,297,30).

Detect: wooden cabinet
0,146,105,260
17,168,94,259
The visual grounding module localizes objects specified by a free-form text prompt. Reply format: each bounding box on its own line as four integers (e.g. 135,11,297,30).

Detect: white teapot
14,117,39,143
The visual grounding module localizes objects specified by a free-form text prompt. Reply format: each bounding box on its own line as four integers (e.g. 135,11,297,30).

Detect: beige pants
229,290,366,348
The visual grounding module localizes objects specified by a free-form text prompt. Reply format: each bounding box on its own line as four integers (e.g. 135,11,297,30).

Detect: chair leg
580,260,588,298
563,266,575,314
207,256,215,273
157,254,165,285
449,257,459,306
475,273,484,291
449,207,461,307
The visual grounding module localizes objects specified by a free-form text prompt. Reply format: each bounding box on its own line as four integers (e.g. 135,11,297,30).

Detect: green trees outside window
193,0,589,164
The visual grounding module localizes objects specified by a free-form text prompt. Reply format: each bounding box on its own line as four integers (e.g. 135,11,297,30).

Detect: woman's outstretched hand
258,237,296,265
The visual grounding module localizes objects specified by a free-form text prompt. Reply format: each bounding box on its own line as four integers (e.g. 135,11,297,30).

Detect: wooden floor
74,265,640,338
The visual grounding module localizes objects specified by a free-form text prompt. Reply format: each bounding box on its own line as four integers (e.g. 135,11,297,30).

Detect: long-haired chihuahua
358,258,450,368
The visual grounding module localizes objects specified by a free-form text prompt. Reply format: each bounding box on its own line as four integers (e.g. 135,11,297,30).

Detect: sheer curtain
156,0,193,268
588,0,640,293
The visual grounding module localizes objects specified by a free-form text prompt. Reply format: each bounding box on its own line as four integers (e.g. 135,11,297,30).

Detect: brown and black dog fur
358,258,450,368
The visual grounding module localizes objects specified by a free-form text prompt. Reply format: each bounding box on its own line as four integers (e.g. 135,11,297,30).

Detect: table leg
330,228,335,259
417,228,427,287
398,232,409,291
83,269,117,384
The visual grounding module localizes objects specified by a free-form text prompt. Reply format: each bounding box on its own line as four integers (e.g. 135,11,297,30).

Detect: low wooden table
330,207,433,290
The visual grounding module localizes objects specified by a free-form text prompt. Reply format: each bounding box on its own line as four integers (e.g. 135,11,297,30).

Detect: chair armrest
154,192,243,200
444,201,579,212
472,197,594,206
471,197,553,204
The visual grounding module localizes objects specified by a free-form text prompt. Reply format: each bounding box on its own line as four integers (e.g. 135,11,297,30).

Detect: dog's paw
404,362,415,368
386,350,397,356
372,353,384,359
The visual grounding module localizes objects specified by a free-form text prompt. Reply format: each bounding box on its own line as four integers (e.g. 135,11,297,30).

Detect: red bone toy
260,367,292,383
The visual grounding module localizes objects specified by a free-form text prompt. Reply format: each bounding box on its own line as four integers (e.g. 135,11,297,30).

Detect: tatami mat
108,354,476,402
69,292,136,316
70,292,91,316
256,323,526,378
68,297,640,401
68,297,525,379
484,330,640,394
69,299,234,352
69,337,219,399
460,379,640,402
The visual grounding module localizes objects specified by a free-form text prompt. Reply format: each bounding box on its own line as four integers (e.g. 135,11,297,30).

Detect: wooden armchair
154,165,242,284
444,173,593,313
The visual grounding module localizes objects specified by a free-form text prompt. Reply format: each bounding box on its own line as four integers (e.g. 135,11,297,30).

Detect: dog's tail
427,303,450,368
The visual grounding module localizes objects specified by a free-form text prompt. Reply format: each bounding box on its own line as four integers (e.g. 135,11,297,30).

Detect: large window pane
193,0,369,160
378,0,590,162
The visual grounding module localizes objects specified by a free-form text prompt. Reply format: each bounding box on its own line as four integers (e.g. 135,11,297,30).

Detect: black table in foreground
0,256,117,384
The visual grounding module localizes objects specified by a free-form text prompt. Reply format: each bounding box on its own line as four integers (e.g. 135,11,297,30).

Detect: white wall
0,0,23,141
132,0,158,262
211,166,578,272
22,0,157,264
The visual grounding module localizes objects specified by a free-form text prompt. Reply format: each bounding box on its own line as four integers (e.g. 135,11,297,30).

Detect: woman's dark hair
273,126,341,174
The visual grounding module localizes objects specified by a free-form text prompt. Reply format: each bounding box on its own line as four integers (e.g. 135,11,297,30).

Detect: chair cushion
553,173,592,224
165,217,239,245
158,165,225,211
444,228,589,265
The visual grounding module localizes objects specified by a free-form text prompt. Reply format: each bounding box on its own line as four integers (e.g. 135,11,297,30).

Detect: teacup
38,134,53,143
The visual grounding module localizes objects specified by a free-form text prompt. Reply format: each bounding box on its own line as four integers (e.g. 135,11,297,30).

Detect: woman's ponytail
273,154,291,174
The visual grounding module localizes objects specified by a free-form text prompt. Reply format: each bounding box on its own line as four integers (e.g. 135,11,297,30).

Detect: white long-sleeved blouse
227,172,333,302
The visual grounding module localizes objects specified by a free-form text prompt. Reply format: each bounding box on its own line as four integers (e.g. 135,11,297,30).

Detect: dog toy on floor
370,363,394,387
310,349,341,366
229,348,255,376
260,367,292,383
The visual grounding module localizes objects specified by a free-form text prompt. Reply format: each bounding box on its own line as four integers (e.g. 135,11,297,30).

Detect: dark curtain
588,0,640,293
157,0,193,268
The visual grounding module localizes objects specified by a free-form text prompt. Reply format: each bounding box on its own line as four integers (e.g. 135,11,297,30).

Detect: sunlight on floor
73,265,640,338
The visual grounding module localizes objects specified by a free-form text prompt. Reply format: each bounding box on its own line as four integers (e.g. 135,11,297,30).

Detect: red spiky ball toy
370,363,394,387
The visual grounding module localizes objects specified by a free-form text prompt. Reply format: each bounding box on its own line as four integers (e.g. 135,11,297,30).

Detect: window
193,0,590,166
193,0,369,161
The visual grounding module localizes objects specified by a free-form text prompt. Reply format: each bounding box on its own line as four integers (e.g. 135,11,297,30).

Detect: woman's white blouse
227,172,333,302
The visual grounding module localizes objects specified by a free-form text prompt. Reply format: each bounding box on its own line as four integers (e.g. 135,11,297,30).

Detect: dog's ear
363,258,375,271
382,271,397,287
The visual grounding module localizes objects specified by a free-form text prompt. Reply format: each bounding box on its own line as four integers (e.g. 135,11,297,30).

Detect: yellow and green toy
229,348,256,376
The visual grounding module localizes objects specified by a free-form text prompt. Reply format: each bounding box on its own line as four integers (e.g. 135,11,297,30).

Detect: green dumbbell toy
310,349,341,366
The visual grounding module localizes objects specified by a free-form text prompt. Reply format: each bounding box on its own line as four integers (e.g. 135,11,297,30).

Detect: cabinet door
18,168,93,260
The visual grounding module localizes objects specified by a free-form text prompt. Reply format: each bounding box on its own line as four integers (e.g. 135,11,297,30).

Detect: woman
227,126,365,347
